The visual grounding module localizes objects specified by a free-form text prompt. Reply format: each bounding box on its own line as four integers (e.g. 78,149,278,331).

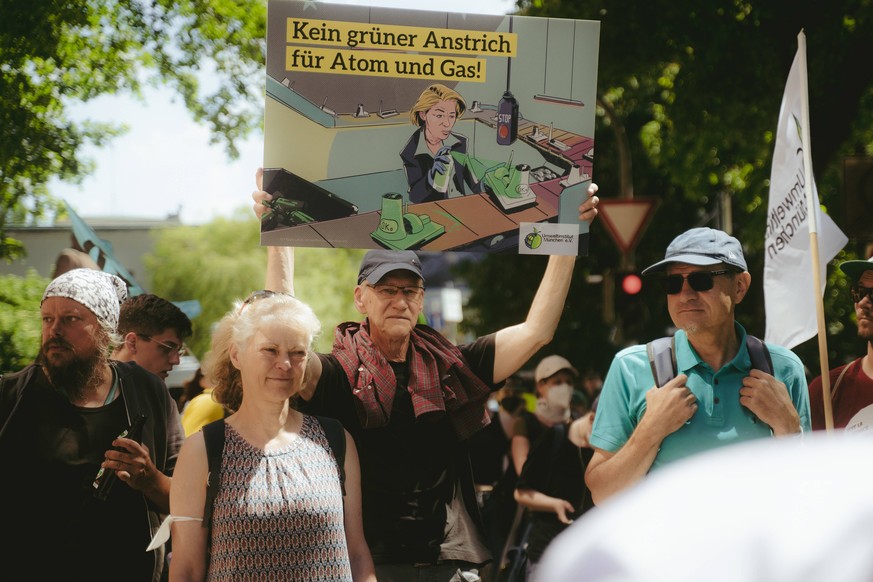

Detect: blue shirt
590,323,810,470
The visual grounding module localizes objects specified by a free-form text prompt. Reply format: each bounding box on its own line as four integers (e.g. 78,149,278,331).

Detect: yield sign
598,198,659,254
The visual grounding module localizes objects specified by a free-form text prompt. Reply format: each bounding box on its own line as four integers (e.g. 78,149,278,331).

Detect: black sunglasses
238,289,294,314
662,269,735,295
851,284,873,304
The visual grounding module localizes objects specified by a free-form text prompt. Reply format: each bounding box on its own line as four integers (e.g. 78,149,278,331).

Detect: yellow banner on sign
285,47,486,82
286,18,516,57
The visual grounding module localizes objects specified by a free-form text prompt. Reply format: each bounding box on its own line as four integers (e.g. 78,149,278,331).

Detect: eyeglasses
137,334,188,357
238,290,294,314
662,269,735,295
851,284,873,304
366,283,425,302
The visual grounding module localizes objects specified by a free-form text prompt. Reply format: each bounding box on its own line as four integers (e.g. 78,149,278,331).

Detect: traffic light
615,271,645,342
619,273,642,296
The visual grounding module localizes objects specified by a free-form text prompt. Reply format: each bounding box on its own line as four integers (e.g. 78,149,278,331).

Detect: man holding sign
252,169,599,581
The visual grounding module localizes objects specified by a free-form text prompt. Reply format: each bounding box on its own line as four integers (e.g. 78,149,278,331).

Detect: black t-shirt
5,373,158,579
300,333,499,564
468,409,511,487
515,423,594,563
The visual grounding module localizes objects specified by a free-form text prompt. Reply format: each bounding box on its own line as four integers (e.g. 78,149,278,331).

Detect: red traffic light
620,273,642,295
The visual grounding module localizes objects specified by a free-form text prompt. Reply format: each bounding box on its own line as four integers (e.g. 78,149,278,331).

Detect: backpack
646,334,773,388
201,415,347,528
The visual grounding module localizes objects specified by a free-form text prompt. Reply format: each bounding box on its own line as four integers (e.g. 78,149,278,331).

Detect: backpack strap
746,335,773,375
201,418,225,529
647,336,677,388
315,415,347,496
648,335,773,388
830,358,861,404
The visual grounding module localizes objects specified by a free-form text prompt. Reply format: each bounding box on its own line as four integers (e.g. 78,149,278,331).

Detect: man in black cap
585,227,810,505
809,255,873,430
252,172,600,581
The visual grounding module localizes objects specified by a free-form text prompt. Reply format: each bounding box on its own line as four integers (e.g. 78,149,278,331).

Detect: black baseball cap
357,250,424,284
839,257,873,282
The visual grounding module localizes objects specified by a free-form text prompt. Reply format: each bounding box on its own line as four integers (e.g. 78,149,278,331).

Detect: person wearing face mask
512,395,598,580
510,356,579,478
495,357,579,579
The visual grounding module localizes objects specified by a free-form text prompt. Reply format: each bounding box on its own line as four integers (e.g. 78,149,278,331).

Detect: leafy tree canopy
1,0,266,259
0,269,49,373
458,0,873,377
145,212,365,358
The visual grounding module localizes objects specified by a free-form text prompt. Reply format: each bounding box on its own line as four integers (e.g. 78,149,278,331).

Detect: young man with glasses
252,169,600,582
808,255,873,430
112,293,193,382
585,227,810,504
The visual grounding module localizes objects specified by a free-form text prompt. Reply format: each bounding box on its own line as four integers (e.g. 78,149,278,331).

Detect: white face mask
546,383,573,409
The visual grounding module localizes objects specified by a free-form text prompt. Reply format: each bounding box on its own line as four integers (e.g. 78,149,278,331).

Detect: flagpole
797,30,834,432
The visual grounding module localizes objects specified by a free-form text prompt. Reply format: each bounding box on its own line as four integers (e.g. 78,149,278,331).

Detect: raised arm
251,167,295,295
491,185,598,382
492,253,574,382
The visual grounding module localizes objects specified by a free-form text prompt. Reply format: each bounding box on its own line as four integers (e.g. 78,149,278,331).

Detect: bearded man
0,268,183,582
809,255,873,430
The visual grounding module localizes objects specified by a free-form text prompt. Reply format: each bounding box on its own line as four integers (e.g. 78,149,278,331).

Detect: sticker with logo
518,222,579,255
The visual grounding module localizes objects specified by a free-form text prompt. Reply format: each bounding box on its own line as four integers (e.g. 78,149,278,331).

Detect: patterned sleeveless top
207,415,352,581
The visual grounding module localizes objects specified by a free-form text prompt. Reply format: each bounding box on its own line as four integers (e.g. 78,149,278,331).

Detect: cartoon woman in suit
400,84,482,203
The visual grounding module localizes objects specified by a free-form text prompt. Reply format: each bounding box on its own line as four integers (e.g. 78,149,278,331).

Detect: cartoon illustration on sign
262,0,600,255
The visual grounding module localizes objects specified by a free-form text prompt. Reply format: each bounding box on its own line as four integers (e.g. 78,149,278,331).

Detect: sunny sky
49,0,517,225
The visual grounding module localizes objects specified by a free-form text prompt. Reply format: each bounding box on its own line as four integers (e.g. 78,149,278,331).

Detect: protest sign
263,0,599,255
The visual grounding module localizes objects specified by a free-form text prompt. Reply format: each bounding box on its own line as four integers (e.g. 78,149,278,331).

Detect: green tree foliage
1,0,266,259
292,247,368,353
0,270,49,373
146,213,267,359
458,0,873,378
145,214,365,358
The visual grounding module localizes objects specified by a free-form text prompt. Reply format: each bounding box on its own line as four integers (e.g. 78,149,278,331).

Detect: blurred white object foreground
538,433,873,582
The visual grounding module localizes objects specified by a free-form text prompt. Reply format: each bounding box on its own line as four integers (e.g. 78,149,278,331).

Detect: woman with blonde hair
400,83,483,203
165,291,375,581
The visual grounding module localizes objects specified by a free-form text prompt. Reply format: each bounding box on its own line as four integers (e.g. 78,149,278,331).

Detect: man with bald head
0,268,183,581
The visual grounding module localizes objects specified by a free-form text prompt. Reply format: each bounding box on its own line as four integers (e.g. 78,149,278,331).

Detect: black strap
746,335,773,375
647,334,772,388
647,336,676,388
201,419,225,529
314,415,347,495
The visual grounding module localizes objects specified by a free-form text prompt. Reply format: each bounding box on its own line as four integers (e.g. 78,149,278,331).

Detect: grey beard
38,347,107,402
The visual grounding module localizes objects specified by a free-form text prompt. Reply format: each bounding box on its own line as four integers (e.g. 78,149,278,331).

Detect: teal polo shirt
590,323,810,471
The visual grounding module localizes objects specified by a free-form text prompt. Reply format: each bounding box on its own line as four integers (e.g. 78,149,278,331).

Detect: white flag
764,40,847,349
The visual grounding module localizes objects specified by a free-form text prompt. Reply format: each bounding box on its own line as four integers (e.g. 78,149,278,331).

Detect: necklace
103,367,119,405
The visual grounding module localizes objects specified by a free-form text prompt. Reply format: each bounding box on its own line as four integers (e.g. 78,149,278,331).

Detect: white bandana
42,268,128,330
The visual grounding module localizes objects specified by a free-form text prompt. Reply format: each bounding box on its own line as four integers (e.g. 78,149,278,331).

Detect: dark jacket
0,361,183,582
400,128,483,204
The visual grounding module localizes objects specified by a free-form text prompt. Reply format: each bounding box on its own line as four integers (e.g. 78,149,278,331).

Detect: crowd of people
2,168,873,582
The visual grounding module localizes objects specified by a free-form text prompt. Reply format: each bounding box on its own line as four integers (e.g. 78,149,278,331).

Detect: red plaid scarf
332,320,492,440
